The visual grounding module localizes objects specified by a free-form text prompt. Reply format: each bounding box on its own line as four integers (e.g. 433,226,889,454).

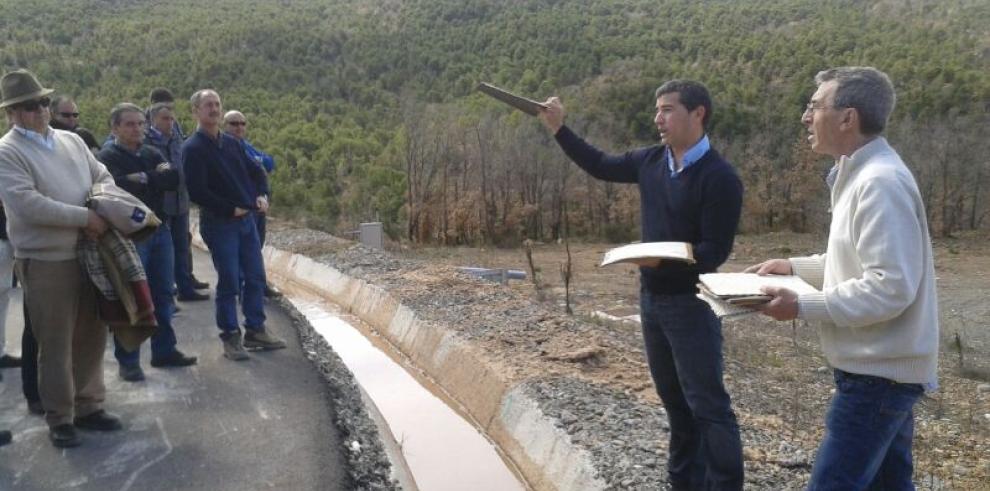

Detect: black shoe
174,304,182,313
73,410,122,432
192,278,210,290
177,291,210,301
0,430,11,447
27,400,44,415
119,364,145,382
49,424,81,448
151,350,198,368
263,285,281,298
0,354,21,368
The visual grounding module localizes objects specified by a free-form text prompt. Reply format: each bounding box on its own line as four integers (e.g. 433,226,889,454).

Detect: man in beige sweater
0,69,123,448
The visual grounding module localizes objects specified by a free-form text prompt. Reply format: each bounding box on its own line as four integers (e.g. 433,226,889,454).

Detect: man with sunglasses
223,110,278,298
48,95,100,154
0,69,123,448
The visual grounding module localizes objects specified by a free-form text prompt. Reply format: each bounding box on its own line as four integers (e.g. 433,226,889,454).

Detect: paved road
0,250,349,490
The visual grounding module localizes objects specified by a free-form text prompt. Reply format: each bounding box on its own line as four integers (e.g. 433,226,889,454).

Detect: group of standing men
0,69,283,448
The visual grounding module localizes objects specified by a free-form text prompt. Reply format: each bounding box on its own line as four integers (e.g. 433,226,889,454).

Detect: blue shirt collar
14,125,55,151
666,134,710,176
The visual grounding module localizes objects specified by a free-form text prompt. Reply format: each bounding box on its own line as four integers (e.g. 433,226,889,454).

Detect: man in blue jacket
538,81,745,490
99,103,198,382
182,90,284,361
223,110,278,298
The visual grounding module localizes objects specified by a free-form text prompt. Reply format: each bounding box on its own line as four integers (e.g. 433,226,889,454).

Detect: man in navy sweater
182,89,284,361
539,80,744,490
99,103,198,382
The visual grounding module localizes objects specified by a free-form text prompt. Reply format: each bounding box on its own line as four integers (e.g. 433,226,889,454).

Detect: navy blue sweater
182,129,269,218
555,126,743,295
98,143,179,220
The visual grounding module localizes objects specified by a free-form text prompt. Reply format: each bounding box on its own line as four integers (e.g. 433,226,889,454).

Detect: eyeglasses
13,97,51,112
226,121,247,127
804,102,834,113
59,112,80,118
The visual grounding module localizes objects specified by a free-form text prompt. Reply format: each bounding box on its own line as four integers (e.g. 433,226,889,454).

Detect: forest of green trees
1,0,987,244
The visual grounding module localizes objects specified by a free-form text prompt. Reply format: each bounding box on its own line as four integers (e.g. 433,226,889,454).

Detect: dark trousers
254,211,267,246
640,290,743,490
170,212,197,296
114,225,179,366
21,301,39,403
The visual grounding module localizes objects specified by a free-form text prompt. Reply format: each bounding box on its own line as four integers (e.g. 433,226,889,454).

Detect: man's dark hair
149,88,175,104
655,80,713,128
109,102,144,127
49,94,75,113
147,102,173,119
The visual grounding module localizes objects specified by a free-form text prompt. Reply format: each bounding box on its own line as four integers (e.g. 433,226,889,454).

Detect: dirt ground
270,218,990,489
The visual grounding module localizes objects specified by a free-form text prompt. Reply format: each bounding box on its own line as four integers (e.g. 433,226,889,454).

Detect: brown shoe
222,332,249,361
244,330,286,350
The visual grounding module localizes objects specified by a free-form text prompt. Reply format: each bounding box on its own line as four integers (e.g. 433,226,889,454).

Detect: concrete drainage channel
263,246,607,491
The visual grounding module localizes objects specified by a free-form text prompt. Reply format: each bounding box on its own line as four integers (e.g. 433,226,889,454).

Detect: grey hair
109,102,144,127
147,102,173,119
815,66,896,135
189,89,218,108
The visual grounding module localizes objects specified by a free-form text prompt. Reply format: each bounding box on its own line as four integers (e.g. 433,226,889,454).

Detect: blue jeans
807,370,924,490
199,211,266,334
640,290,743,490
114,225,179,366
170,212,197,296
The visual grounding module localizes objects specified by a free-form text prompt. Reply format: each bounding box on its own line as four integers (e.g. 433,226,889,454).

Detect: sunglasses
226,121,247,127
59,112,81,118
13,97,51,112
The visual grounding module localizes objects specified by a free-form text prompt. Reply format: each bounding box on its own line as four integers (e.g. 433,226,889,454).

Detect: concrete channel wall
263,246,607,491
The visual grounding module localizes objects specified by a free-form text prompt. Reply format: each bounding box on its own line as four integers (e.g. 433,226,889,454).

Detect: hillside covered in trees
1,0,987,243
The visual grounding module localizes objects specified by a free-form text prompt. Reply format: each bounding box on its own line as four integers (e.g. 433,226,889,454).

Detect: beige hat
0,69,54,109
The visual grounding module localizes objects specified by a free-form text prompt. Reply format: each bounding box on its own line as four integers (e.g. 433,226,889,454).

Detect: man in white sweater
0,69,124,448
746,67,938,490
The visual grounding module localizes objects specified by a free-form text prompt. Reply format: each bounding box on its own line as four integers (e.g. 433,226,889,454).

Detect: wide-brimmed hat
0,69,54,109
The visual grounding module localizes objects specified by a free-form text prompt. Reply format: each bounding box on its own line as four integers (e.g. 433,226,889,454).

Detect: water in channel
289,298,527,491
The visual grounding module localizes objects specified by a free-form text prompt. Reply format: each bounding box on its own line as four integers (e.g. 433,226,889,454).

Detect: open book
697,273,819,318
600,242,695,267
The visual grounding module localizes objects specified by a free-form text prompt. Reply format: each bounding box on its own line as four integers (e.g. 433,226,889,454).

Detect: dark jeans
807,370,924,490
640,290,743,490
21,302,39,403
114,225,179,366
199,211,266,334
170,212,197,296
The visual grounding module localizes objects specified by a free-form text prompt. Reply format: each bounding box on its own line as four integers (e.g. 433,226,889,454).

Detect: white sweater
0,129,114,260
789,137,938,387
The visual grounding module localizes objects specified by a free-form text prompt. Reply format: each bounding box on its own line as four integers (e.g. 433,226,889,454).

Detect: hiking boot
49,424,81,448
192,277,210,290
74,410,123,432
0,430,11,447
263,285,281,298
243,330,287,350
150,350,198,368
222,332,249,361
119,364,145,382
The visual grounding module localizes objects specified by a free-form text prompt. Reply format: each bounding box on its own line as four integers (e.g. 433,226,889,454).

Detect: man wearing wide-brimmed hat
0,68,124,448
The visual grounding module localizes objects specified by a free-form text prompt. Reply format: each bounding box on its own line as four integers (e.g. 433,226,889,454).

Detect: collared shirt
13,125,54,151
666,134,710,178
